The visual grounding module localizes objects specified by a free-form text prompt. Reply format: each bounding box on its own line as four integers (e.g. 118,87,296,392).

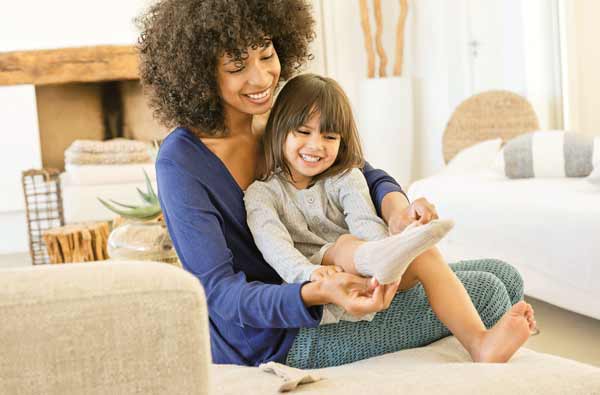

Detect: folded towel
259,362,323,392
60,178,158,223
64,164,156,186
65,151,152,165
67,138,151,154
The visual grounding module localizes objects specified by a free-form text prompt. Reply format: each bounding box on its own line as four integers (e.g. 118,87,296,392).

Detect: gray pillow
496,131,597,179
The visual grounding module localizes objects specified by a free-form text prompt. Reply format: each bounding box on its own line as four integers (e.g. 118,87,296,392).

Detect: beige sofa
1,261,599,395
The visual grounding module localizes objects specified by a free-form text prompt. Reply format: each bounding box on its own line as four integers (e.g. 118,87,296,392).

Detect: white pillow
441,138,503,175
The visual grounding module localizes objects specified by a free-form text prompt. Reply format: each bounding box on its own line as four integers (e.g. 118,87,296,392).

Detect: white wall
0,0,151,52
0,85,41,253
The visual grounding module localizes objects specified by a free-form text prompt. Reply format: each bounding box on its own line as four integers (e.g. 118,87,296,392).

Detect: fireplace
0,45,169,170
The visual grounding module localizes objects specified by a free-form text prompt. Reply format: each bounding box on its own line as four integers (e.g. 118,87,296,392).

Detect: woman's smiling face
217,41,281,123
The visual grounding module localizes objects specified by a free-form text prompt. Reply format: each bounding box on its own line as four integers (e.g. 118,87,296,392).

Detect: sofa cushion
0,261,211,395
212,336,600,395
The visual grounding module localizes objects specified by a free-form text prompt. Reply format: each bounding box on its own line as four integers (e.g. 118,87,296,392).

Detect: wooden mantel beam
0,45,140,86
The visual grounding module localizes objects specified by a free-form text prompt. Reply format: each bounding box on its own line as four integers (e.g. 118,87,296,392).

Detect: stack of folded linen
65,139,153,165
61,139,158,223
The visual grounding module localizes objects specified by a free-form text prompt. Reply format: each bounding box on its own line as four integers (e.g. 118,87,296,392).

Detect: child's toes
526,310,533,321
530,319,537,331
512,301,528,315
526,313,534,324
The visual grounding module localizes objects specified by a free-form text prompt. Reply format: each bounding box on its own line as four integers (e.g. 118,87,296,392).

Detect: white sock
259,361,323,392
354,219,455,284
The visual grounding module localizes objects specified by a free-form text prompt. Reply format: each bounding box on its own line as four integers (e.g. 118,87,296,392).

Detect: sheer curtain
559,0,600,137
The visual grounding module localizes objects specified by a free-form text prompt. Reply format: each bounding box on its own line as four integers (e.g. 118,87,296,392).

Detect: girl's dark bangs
289,88,320,129
285,76,347,135
317,88,345,135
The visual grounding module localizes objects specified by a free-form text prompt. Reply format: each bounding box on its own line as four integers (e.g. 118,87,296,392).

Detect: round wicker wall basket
442,90,540,163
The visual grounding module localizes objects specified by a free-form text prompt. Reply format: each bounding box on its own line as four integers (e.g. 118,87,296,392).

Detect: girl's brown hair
262,73,365,184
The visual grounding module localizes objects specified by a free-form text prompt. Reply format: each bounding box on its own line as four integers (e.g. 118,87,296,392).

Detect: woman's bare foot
470,301,535,363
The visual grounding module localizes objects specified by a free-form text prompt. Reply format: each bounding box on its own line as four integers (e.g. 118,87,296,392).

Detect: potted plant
98,171,179,266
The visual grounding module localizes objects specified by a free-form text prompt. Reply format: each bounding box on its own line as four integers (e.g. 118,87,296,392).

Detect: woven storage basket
22,169,65,265
442,90,540,163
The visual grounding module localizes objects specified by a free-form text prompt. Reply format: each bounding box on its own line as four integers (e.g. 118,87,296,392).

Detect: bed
409,172,600,320
408,91,600,320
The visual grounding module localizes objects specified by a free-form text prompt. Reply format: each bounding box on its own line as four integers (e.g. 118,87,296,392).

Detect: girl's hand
321,272,400,316
310,265,343,281
408,197,439,225
388,197,439,234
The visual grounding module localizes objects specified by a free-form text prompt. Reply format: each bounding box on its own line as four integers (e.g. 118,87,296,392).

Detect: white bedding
408,171,600,320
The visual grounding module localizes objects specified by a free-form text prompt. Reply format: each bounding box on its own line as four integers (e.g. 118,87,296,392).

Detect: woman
138,0,534,368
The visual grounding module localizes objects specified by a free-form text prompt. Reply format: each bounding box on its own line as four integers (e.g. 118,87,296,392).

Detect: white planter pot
357,77,414,186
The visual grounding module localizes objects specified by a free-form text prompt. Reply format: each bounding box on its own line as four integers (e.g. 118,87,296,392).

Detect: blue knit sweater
156,127,405,366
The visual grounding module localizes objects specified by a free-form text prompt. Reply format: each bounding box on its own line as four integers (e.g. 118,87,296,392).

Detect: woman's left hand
387,197,439,234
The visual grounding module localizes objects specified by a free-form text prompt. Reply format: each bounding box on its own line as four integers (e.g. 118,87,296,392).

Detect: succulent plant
147,140,160,161
97,170,162,221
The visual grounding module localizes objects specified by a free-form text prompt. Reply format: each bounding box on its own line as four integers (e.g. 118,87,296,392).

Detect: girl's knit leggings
285,259,524,369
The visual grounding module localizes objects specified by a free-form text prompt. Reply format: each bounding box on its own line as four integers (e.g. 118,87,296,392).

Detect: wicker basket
442,90,540,163
21,169,65,265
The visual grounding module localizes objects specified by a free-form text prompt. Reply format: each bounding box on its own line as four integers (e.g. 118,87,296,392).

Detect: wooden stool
42,222,110,263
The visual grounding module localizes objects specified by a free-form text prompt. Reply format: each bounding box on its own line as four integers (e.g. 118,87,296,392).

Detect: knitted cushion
494,131,598,179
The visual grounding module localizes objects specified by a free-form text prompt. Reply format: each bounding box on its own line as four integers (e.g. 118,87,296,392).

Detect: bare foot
471,301,535,363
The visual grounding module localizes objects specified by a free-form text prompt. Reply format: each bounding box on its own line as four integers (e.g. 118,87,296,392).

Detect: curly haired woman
138,0,535,368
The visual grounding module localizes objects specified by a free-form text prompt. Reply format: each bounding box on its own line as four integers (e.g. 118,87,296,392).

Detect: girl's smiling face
217,41,281,125
283,111,341,189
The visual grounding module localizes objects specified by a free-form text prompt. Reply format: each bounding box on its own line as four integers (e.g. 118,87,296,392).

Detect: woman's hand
320,273,400,317
387,197,439,234
310,265,343,281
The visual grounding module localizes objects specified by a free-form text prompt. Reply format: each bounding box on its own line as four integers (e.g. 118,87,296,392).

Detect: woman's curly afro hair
137,0,315,134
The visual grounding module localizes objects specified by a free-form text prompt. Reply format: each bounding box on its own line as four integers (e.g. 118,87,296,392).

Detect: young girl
244,74,455,324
